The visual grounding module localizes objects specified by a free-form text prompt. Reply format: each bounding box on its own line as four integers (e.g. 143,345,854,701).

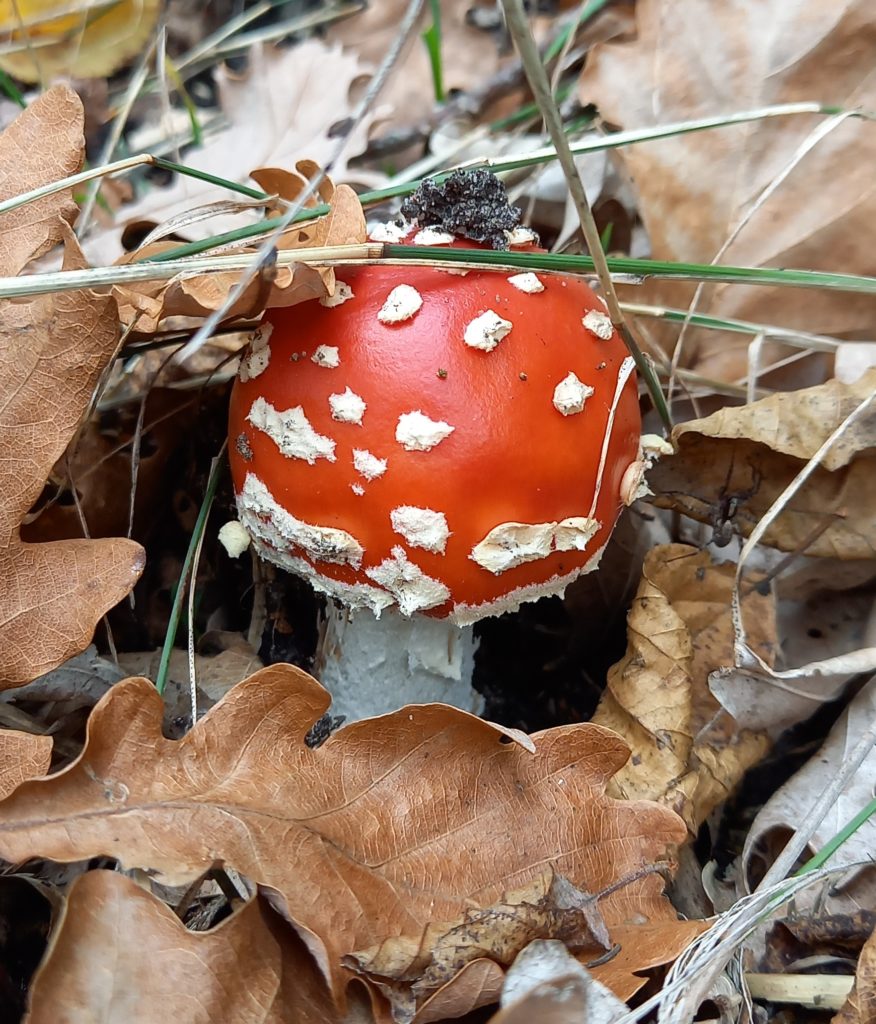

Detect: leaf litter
0,2,876,1022
0,664,688,1010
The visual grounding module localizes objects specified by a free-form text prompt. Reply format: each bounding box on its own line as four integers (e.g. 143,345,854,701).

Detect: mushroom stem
314,604,483,721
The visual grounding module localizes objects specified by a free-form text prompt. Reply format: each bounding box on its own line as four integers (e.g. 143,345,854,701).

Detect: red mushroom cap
228,231,641,624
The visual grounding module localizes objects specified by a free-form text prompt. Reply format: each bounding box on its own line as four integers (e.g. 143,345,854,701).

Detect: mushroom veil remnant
228,171,645,721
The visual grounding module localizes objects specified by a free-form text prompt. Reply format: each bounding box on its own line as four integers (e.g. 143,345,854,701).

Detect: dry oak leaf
649,370,876,559
26,870,342,1024
579,0,876,382
0,103,144,689
113,173,366,332
0,86,82,277
347,868,704,1023
833,921,876,1024
0,0,160,82
592,544,776,833
0,664,686,1008
345,869,612,1023
0,730,51,800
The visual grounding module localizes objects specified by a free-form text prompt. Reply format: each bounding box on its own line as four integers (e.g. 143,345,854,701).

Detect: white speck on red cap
239,473,364,567
368,220,409,242
505,226,538,247
390,506,450,553
463,310,512,352
247,397,336,463
365,546,450,614
582,310,614,340
353,449,387,480
378,284,423,324
329,387,366,424
395,411,455,451
238,323,273,382
312,345,340,368
413,226,455,245
319,281,354,308
507,272,544,294
470,517,600,574
552,372,595,416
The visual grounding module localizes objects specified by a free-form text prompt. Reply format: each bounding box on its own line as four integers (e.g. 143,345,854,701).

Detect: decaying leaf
0,665,686,1006
0,730,51,800
592,544,776,832
649,371,876,559
0,0,160,82
0,87,82,276
345,869,612,1023
489,940,628,1024
0,92,145,688
26,870,341,1024
329,0,503,135
833,922,876,1024
579,0,876,382
113,172,367,332
743,677,876,915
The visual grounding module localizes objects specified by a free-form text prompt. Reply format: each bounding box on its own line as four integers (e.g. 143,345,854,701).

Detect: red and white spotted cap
228,230,645,626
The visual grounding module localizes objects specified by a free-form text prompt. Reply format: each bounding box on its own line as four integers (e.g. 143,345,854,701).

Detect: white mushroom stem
314,604,482,722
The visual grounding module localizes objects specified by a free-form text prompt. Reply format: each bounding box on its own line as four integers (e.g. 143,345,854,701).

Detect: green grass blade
155,449,224,697
0,68,26,108
421,0,444,103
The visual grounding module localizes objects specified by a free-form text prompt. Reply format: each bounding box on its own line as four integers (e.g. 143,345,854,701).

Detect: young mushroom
227,173,643,721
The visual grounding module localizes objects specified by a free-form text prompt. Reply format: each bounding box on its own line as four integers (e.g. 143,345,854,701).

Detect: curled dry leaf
592,544,777,832
579,0,876,382
0,730,51,800
833,922,876,1024
0,665,686,1007
368,873,705,1024
26,870,340,1024
0,0,160,82
0,95,144,688
649,370,876,559
113,172,366,333
0,86,82,277
345,869,612,1023
743,677,876,915
489,940,628,1024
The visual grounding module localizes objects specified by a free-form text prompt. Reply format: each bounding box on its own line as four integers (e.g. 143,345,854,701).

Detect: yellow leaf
0,0,161,82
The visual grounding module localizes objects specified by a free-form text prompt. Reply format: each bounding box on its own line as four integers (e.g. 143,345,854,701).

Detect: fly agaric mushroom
227,175,644,721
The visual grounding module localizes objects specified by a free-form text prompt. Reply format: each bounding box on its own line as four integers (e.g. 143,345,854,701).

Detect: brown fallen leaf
26,870,342,1024
487,940,629,1024
592,544,776,832
834,923,876,1024
0,87,82,276
329,0,504,138
113,173,366,332
0,0,160,82
0,96,145,688
649,371,876,559
579,0,876,382
347,869,705,1022
0,664,686,1008
0,730,51,800
345,869,612,1023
